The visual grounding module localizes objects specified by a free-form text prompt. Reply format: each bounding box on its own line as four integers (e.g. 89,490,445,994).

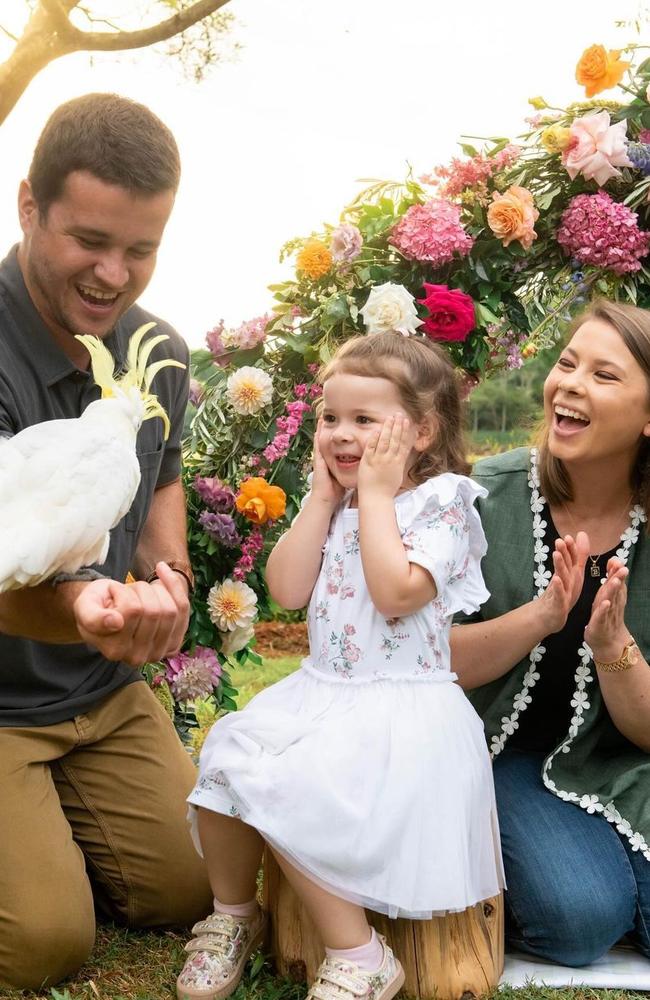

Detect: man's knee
0,911,95,990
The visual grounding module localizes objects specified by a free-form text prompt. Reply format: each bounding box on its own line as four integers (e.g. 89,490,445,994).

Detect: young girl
177,332,504,1000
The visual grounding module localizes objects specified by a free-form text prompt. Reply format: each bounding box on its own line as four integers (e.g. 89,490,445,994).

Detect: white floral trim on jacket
490,448,650,862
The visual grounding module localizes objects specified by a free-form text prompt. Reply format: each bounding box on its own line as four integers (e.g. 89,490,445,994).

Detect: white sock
326,927,384,971
212,895,258,918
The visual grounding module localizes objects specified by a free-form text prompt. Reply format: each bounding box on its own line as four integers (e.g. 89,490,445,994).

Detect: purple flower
165,646,223,702
198,510,241,547
330,223,363,263
189,378,204,407
194,475,235,513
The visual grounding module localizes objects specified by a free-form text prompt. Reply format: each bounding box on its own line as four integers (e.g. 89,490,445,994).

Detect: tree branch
0,23,19,43
70,0,232,53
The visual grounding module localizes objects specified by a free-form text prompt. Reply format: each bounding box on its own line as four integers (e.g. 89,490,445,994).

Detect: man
0,93,212,989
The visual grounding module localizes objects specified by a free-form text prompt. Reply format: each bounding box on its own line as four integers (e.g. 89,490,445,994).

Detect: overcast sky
0,0,640,347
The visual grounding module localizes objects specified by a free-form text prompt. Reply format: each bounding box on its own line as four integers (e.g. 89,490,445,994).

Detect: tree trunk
263,851,504,1000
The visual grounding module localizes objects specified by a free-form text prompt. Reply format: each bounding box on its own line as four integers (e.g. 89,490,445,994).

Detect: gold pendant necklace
561,494,633,579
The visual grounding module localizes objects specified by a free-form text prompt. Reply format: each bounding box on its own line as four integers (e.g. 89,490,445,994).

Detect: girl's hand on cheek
358,414,411,500
311,419,345,507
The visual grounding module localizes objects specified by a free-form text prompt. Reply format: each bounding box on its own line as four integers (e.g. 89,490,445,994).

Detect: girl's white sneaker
176,908,266,1000
306,937,405,1000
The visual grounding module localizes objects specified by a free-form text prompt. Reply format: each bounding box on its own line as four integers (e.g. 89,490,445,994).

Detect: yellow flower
576,45,630,98
226,366,273,415
528,96,548,110
541,124,572,154
296,239,332,280
521,343,538,359
235,477,286,525
487,186,539,251
207,578,257,631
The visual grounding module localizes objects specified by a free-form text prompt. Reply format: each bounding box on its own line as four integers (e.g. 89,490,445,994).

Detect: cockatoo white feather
0,323,185,592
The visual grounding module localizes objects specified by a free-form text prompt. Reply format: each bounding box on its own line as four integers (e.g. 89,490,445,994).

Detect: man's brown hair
28,93,181,216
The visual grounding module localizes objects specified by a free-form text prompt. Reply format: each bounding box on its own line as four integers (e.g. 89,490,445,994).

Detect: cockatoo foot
50,568,109,587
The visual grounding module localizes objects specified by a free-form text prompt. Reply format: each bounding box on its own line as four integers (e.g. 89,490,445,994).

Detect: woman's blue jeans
494,749,650,966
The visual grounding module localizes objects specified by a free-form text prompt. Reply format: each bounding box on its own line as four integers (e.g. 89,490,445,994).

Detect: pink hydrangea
390,200,474,266
557,192,650,274
165,646,222,702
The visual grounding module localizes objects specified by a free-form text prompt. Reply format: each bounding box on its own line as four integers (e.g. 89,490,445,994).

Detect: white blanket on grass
501,946,650,990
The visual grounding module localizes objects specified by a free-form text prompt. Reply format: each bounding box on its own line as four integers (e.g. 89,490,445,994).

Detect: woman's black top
508,516,618,754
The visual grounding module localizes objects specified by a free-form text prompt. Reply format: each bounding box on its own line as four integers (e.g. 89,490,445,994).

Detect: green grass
231,655,300,709
2,656,647,1000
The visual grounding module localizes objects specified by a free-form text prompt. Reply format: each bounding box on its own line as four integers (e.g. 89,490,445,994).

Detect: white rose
360,282,423,337
220,622,256,656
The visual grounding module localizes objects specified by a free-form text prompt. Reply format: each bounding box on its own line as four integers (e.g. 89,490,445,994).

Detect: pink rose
563,111,632,186
418,284,475,342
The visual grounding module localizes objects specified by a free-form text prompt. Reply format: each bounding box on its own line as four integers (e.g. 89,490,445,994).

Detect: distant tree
0,1,235,126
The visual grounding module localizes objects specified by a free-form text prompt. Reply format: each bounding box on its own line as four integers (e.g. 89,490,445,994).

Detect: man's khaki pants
0,681,213,989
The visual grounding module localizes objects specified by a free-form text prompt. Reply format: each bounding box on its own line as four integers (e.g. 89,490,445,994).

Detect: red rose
418,283,475,342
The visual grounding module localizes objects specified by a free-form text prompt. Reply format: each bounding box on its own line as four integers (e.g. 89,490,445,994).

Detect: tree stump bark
263,850,503,1000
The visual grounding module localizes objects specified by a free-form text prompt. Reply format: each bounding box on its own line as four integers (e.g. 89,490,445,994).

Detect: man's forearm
132,478,191,584
0,580,86,643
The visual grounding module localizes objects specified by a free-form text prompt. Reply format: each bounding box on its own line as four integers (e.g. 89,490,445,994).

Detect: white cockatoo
0,323,185,592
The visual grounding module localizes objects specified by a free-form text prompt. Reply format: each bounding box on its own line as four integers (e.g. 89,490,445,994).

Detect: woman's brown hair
538,298,650,522
319,331,470,482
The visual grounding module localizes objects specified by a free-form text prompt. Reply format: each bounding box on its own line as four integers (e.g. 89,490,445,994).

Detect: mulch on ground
254,621,309,658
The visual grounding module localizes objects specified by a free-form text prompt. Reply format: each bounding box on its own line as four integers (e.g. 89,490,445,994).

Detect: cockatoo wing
0,417,141,591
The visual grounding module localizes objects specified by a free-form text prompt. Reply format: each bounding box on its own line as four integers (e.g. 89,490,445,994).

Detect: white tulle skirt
188,663,504,919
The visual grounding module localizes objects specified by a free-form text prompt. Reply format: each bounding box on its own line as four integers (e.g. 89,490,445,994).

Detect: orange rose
487,185,539,250
576,45,630,98
296,240,332,280
235,477,286,525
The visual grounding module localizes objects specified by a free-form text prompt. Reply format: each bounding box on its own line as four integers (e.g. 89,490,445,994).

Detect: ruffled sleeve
395,473,489,616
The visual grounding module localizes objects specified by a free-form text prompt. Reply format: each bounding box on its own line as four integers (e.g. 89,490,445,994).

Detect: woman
452,298,650,967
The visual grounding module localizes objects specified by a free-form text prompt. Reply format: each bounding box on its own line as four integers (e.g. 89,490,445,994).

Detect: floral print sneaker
306,937,404,1000
176,908,267,1000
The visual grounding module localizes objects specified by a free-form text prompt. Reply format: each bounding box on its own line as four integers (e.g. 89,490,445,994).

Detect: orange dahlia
235,477,286,525
296,239,332,280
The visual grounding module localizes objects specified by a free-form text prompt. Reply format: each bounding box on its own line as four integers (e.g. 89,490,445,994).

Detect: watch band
594,639,639,673
146,560,195,596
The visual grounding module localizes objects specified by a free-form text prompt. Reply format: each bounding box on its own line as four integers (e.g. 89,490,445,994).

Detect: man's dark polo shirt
0,247,190,726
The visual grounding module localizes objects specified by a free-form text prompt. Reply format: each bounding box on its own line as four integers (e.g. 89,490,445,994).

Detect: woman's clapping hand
584,558,630,661
538,532,590,634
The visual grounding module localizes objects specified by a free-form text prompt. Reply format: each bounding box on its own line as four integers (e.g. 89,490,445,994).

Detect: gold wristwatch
594,639,640,673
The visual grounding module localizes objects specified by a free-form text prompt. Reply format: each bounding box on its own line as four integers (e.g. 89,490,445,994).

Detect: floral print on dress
344,528,360,555
325,552,356,600
307,475,488,681
326,624,363,678
379,618,410,660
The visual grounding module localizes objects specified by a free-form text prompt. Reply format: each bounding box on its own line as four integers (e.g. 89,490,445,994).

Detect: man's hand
73,562,190,666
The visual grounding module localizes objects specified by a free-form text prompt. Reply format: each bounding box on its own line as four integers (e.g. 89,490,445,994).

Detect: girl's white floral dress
188,474,505,918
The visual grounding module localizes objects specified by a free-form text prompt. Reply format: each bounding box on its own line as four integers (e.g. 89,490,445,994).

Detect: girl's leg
494,750,637,966
197,808,264,904
271,848,371,949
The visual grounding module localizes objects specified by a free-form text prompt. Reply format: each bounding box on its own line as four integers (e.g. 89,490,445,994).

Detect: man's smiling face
18,169,174,360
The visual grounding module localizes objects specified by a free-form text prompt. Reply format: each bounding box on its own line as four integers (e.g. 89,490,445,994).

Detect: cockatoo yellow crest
0,323,185,592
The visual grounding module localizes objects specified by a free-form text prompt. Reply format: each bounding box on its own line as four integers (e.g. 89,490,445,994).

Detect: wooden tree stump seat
263,851,504,1000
